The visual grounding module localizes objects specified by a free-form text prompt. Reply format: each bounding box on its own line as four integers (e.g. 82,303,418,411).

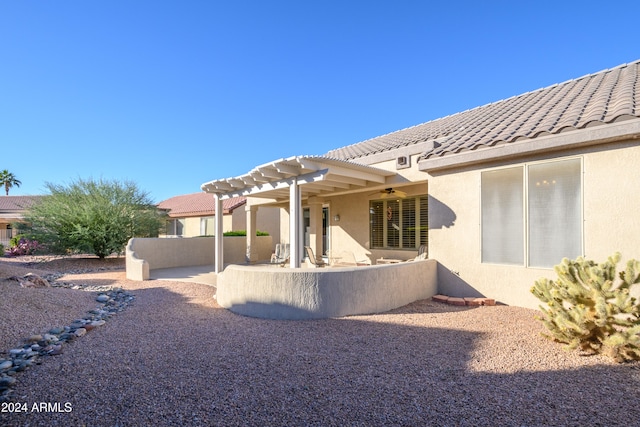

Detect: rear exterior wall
428,140,640,309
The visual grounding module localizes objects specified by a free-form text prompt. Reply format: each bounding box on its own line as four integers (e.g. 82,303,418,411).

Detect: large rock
96,294,110,303
15,273,50,288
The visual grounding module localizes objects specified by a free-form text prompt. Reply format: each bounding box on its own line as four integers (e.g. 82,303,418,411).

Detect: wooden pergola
201,155,396,272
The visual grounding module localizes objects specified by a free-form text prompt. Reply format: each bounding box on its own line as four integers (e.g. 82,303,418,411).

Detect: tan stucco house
0,196,41,246
157,192,281,241
201,59,640,309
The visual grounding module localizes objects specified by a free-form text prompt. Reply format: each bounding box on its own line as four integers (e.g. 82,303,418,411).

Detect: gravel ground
0,256,124,351
1,256,640,426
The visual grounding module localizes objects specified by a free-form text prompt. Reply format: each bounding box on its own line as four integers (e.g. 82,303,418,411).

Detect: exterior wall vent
396,155,410,170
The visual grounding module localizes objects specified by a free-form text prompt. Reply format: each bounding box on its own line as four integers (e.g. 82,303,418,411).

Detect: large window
481,167,524,265
166,218,185,236
200,216,215,236
370,196,428,249
481,158,582,268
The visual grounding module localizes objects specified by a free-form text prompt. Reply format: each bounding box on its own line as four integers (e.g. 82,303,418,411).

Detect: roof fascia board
167,212,218,219
418,119,640,173
0,214,25,219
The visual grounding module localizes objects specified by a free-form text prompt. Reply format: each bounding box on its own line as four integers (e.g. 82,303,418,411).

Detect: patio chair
417,244,428,259
305,246,327,267
407,244,428,262
271,243,290,267
327,250,358,267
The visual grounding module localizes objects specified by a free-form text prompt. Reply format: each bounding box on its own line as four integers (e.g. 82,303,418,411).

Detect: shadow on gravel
2,284,639,427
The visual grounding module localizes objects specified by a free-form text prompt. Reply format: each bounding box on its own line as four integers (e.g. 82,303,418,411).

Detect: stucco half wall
216,259,437,319
126,236,273,281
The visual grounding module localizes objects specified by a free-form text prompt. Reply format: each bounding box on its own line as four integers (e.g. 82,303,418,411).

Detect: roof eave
418,119,640,173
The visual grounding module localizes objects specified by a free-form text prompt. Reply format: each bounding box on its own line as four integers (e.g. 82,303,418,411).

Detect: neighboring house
0,196,41,246
157,192,281,240
202,59,640,309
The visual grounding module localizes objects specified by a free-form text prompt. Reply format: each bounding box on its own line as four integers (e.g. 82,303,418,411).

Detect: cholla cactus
531,253,640,362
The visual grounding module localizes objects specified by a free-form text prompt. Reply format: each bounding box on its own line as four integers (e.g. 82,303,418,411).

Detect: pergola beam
257,168,285,179
201,156,397,270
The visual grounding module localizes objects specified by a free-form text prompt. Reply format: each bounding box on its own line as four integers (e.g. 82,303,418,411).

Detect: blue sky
2,1,639,203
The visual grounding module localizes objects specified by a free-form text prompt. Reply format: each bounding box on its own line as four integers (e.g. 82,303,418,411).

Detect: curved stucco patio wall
126,236,273,281
216,259,437,319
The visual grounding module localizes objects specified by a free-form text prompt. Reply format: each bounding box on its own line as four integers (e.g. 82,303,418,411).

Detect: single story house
157,192,281,241
201,59,640,309
0,196,41,246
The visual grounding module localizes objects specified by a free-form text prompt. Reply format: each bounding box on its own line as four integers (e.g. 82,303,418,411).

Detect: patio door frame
303,205,330,257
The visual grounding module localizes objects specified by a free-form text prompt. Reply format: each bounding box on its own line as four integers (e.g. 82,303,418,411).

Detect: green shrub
531,253,640,362
7,237,42,256
222,230,269,237
9,234,23,248
22,178,164,259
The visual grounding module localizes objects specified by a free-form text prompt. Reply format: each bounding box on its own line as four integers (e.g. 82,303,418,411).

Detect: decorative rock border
432,294,496,306
0,278,135,402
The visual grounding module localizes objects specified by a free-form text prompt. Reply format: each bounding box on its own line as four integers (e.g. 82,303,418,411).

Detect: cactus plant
531,253,640,362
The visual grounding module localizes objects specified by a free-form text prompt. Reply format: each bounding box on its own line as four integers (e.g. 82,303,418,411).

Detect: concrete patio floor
147,262,297,287
149,265,217,286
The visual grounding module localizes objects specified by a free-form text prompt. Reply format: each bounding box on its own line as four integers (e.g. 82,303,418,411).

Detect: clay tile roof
0,196,42,211
325,60,640,161
157,193,246,218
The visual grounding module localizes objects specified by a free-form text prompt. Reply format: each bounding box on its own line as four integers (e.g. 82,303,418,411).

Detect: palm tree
0,170,22,195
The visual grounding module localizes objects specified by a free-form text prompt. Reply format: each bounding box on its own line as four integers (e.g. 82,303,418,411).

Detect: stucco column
245,204,258,263
214,194,224,273
289,177,301,268
307,196,323,259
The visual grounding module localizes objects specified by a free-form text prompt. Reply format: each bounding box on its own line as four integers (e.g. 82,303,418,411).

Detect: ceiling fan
371,187,407,199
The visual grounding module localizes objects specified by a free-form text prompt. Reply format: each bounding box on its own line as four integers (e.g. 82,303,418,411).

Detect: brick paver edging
432,294,496,306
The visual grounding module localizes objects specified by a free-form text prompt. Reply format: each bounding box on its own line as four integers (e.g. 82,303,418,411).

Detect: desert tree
21,178,165,258
0,170,22,195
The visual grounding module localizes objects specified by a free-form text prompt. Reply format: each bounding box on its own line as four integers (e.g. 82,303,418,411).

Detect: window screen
528,159,582,267
481,167,524,265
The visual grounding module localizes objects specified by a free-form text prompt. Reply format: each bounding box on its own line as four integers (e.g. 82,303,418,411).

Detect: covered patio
200,155,436,319
201,155,399,272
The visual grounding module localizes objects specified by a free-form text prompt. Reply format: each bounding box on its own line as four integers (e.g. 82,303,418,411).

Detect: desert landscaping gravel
1,255,640,426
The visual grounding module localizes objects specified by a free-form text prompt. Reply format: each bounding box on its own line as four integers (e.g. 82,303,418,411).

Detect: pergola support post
245,204,258,263
289,178,302,268
214,194,224,273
